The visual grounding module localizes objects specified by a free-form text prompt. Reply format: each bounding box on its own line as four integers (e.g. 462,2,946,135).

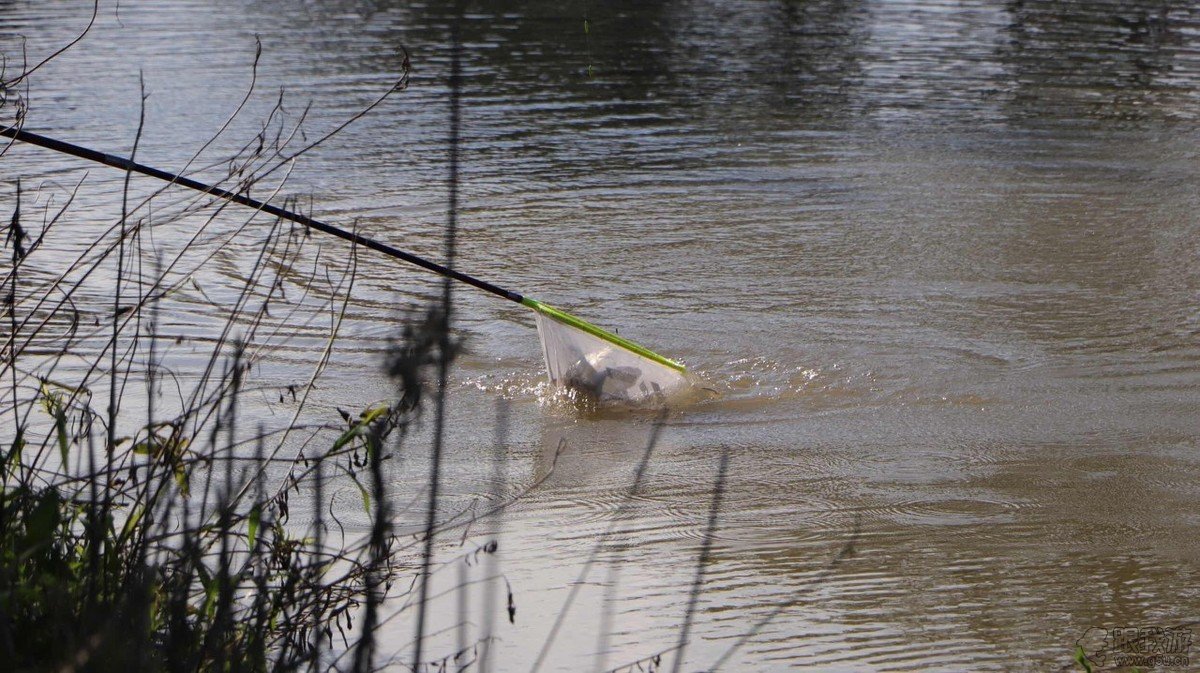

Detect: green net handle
521,298,686,373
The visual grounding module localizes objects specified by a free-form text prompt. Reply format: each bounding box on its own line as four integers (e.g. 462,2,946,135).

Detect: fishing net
525,299,692,405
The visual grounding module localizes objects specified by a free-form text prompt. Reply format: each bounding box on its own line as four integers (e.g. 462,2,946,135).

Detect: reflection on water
4,0,1200,670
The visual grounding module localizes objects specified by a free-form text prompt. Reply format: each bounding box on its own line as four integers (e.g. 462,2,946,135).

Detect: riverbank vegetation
0,22,447,669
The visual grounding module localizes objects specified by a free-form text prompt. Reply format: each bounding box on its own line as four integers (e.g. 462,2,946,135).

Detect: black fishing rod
1,124,687,371
0,125,524,303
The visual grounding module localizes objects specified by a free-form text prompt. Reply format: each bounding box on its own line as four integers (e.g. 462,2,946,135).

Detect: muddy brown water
3,0,1200,670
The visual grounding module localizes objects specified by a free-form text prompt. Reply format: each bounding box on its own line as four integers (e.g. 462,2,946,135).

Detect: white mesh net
531,307,691,405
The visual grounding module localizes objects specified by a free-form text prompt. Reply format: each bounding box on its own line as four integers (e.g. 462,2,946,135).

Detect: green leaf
195,563,219,620
359,404,390,423
348,473,371,515
332,404,390,452
118,505,145,546
1074,645,1093,673
174,463,190,497
37,381,54,414
53,406,69,467
204,580,219,620
22,489,63,555
3,432,25,478
248,505,261,548
331,425,361,452
37,382,70,466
